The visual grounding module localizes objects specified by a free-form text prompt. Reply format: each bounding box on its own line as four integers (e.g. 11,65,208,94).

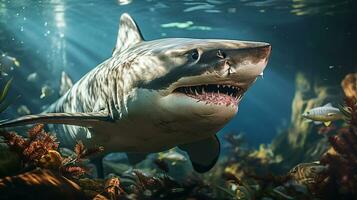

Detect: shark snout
208,42,271,79
228,42,271,67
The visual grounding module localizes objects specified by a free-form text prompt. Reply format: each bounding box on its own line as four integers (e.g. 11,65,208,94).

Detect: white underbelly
88,118,211,153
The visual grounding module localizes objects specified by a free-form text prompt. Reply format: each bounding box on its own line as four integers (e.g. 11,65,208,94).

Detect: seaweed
0,77,16,113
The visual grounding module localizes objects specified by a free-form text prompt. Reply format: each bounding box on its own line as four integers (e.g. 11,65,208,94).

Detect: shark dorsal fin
323,103,333,107
114,13,144,55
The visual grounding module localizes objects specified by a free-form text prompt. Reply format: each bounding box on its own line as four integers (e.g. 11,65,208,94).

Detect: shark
0,13,271,174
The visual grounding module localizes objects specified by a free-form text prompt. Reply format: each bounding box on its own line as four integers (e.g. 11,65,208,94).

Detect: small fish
17,105,31,115
157,149,187,165
26,72,38,83
0,54,20,77
302,103,344,126
40,85,54,99
288,162,327,186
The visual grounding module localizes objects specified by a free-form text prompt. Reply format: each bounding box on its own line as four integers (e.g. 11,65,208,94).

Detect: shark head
113,14,271,140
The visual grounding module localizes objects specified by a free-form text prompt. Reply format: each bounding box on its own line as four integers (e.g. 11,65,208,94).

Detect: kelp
0,77,17,113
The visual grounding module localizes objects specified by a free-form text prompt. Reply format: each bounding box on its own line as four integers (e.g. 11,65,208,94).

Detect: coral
218,162,320,200
74,140,104,161
0,124,104,179
0,124,59,168
341,73,357,100
318,88,357,198
104,177,126,199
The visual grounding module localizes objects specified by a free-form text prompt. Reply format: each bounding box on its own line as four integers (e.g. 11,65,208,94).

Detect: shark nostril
217,49,226,59
191,49,199,60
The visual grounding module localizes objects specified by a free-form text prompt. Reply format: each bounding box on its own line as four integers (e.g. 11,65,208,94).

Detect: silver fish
302,103,344,126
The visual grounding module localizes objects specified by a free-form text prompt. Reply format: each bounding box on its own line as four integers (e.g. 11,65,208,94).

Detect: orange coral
0,124,104,180
0,124,58,167
62,166,87,178
104,177,126,199
341,73,357,100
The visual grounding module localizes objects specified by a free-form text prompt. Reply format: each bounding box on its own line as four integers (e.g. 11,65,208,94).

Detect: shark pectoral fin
324,121,332,127
126,153,148,166
179,135,220,173
114,13,144,55
0,111,110,128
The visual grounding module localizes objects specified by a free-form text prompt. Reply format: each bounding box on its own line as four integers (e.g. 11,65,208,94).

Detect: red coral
0,124,58,165
104,177,126,199
28,123,45,140
74,140,85,159
62,166,87,178
0,131,27,154
73,140,103,162
319,95,357,197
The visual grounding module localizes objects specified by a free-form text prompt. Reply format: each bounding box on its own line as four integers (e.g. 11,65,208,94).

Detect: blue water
0,0,355,146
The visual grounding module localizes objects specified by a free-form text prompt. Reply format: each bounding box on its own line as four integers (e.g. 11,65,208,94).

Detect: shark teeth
173,84,244,103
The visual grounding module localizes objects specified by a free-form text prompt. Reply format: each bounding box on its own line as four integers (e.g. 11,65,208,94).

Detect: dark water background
0,0,356,147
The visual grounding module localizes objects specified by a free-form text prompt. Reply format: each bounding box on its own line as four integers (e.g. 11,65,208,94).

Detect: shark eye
217,49,226,59
190,49,199,60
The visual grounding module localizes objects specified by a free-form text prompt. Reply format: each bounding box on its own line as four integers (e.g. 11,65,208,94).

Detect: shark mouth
173,84,244,107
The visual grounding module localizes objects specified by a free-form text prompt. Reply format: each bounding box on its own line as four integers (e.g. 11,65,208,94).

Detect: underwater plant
0,78,14,113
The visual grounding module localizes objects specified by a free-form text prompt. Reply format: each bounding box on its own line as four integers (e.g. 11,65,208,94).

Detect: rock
0,140,22,178
103,153,131,176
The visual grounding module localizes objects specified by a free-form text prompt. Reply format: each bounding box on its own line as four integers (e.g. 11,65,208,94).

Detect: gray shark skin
0,13,271,173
